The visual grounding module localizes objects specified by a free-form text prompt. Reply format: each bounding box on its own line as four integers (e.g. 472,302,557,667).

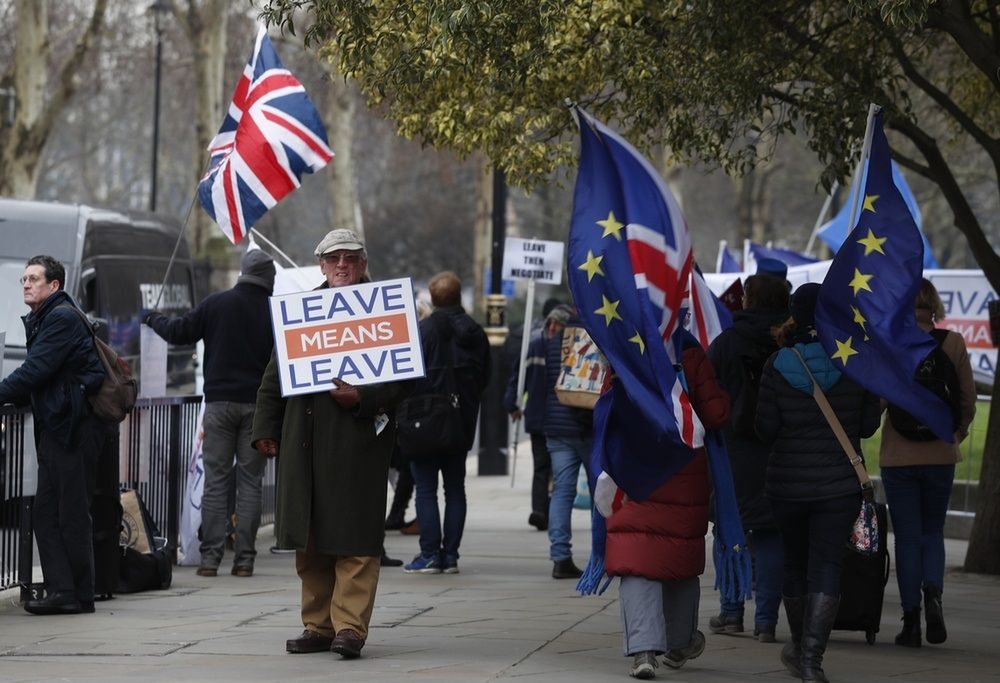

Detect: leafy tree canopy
260,0,999,279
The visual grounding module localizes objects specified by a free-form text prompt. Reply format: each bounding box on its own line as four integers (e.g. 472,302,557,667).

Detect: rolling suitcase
834,501,890,644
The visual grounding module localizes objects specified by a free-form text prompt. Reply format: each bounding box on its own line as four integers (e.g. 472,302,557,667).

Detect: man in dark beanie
144,247,276,577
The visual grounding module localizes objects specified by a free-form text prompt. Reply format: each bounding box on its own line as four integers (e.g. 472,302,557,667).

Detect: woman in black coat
755,283,881,683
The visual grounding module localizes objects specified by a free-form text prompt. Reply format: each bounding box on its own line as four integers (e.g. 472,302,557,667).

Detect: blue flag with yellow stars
815,111,953,442
569,108,751,603
567,108,702,502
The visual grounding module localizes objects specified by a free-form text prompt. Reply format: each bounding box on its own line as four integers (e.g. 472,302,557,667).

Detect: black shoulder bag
396,336,467,461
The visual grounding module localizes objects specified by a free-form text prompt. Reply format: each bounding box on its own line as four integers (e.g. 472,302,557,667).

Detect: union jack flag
570,109,747,599
689,265,733,349
568,107,702,476
198,28,333,244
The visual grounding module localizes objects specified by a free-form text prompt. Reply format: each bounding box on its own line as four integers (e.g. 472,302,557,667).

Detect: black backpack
886,329,962,442
730,336,777,438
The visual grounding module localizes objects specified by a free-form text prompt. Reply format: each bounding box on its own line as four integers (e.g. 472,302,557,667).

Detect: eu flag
570,109,751,602
815,111,953,442
567,108,703,500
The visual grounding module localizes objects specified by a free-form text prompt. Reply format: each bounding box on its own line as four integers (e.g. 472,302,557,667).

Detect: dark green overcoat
252,354,412,556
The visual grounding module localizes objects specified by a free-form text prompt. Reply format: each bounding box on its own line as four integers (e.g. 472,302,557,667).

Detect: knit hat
790,282,821,328
314,228,365,257
546,303,573,325
542,297,564,317
238,249,275,292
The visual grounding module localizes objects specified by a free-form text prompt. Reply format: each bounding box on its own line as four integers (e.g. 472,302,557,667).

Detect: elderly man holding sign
252,228,417,660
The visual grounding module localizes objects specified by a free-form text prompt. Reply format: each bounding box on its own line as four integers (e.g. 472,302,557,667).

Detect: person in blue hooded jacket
755,283,881,683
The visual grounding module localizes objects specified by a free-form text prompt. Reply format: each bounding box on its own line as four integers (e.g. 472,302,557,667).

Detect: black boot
923,585,947,644
800,593,839,683
781,595,804,677
894,607,922,647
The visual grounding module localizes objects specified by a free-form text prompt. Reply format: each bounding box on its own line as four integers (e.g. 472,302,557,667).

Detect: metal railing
949,393,990,514
1,397,276,594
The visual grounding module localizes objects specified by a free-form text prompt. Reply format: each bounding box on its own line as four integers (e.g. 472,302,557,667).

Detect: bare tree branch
33,0,108,152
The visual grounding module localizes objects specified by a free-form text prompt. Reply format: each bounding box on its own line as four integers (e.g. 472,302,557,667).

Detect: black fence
0,397,276,594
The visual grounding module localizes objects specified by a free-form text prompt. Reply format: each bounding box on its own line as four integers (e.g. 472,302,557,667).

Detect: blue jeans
410,454,467,563
546,435,592,562
720,528,784,627
881,464,955,611
771,494,859,597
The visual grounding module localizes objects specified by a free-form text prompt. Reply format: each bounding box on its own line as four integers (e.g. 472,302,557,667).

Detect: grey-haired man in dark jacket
0,255,106,615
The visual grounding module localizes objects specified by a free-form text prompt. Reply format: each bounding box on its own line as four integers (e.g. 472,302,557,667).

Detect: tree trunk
176,0,229,257
322,64,360,237
964,377,1000,573
0,0,107,197
735,172,755,243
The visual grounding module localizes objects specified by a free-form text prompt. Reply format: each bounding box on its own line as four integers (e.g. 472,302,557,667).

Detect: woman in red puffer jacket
606,334,730,678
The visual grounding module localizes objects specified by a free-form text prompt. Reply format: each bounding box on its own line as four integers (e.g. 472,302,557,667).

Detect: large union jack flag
198,28,333,244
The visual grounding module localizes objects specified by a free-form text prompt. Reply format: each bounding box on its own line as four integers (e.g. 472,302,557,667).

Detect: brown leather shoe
196,566,218,577
286,629,334,654
231,565,253,577
330,628,365,659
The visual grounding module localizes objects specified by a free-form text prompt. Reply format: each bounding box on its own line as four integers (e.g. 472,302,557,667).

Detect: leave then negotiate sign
269,277,426,397
502,237,565,285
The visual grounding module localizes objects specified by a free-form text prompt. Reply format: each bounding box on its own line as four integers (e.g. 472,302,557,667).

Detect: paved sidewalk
1,450,999,683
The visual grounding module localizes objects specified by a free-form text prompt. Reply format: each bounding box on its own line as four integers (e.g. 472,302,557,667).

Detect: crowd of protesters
3,240,974,683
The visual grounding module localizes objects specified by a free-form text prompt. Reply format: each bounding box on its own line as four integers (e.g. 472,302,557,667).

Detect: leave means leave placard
269,277,426,396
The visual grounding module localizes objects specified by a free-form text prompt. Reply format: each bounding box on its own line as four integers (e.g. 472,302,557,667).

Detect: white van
0,198,198,394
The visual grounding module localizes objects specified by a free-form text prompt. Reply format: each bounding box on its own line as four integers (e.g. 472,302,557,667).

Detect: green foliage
259,0,997,195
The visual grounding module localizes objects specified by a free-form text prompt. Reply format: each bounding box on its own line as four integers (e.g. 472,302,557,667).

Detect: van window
0,260,28,346
93,257,196,394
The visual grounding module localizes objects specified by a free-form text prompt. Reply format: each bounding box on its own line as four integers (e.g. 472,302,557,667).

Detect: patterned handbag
849,499,880,556
790,349,880,555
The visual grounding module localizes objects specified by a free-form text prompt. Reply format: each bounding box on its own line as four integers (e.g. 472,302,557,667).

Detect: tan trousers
296,534,381,639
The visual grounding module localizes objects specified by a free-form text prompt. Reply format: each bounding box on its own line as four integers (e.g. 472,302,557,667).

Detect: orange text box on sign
284,313,411,360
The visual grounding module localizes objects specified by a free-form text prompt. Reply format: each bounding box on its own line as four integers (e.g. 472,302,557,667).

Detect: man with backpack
0,255,106,615
401,272,490,574
706,273,790,641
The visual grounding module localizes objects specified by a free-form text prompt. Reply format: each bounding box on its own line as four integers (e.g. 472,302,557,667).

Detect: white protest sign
269,277,425,397
139,325,168,398
926,270,998,384
502,237,565,285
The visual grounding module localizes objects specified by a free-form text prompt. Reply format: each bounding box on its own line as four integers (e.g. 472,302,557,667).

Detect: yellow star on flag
628,330,645,354
851,305,867,333
594,295,623,326
862,194,879,213
597,211,625,241
578,250,605,282
831,337,859,366
848,268,874,296
857,229,887,256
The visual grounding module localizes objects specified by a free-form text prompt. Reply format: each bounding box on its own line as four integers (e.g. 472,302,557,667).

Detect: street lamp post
149,0,170,212
478,168,510,475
